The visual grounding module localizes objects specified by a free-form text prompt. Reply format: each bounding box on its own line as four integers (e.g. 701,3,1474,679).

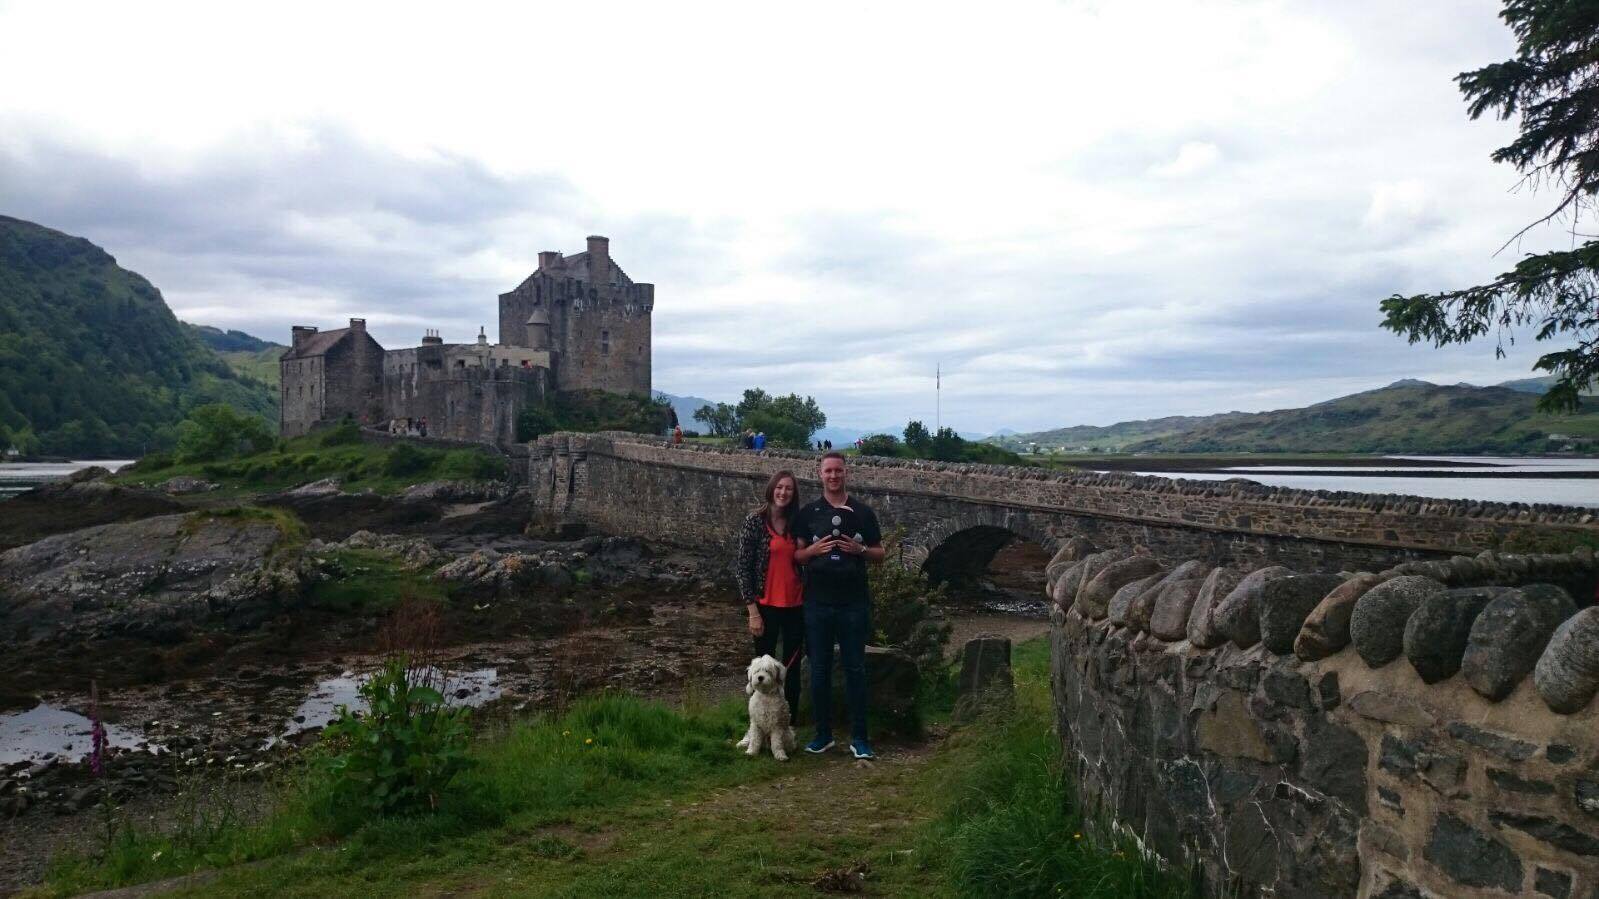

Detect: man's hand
836,539,886,562
796,537,839,562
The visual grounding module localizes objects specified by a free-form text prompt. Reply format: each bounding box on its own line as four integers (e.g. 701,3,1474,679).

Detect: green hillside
989,412,1253,453
0,216,277,457
186,323,284,387
1125,381,1599,454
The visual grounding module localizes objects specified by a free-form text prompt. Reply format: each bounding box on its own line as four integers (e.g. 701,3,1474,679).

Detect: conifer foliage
1381,0,1599,412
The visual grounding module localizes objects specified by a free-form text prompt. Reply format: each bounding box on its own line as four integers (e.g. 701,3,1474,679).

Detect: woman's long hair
755,469,800,528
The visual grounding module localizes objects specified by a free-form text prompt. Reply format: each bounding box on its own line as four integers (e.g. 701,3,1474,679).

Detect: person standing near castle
793,452,884,759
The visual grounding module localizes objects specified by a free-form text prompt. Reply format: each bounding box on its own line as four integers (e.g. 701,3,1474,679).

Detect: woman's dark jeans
752,603,805,724
804,600,870,743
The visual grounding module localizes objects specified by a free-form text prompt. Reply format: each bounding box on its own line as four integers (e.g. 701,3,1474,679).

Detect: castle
279,236,653,445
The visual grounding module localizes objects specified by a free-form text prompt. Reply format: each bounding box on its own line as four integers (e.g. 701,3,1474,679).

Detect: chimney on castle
538,251,560,271
349,318,366,332
587,235,610,281
291,326,317,349
421,329,444,346
477,326,488,346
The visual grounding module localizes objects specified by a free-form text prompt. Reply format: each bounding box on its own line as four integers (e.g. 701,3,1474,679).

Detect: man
794,452,885,759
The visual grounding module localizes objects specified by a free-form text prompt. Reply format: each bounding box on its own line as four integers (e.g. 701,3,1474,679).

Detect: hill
0,216,277,457
990,412,1254,453
994,380,1599,455
187,323,284,387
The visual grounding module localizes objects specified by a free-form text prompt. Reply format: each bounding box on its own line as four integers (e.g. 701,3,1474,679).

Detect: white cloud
1149,142,1223,179
0,0,1568,432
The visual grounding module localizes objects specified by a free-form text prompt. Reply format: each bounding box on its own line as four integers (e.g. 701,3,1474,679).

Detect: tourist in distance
793,452,885,759
734,469,806,725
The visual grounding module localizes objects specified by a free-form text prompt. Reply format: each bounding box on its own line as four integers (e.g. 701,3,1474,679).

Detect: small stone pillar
954,634,1014,723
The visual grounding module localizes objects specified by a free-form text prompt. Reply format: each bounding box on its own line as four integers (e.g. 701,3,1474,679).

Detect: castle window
601,330,610,355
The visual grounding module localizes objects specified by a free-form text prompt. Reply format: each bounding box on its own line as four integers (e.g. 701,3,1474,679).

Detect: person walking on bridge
794,452,885,759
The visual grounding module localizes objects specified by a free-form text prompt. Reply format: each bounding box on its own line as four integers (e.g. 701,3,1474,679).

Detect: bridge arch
901,507,1062,586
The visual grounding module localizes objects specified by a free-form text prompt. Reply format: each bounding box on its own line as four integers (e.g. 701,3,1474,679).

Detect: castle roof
282,327,352,359
540,251,633,285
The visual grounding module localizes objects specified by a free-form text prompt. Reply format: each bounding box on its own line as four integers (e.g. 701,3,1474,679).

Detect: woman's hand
747,604,764,637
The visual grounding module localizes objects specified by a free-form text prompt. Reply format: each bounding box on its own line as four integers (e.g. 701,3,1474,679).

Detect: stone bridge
525,433,1599,578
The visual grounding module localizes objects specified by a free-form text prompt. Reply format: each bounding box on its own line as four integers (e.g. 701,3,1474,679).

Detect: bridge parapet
527,433,1599,572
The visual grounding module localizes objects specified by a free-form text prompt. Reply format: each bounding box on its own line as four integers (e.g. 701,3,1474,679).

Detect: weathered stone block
1078,555,1163,620
1463,583,1579,702
1403,586,1500,684
1213,565,1291,649
953,634,1013,723
1351,576,1445,668
1106,573,1162,627
1147,577,1205,640
1534,866,1572,899
1446,721,1536,761
1423,813,1523,891
1490,812,1599,856
1259,572,1346,655
1196,691,1274,762
1295,572,1382,661
1300,717,1368,812
1186,565,1241,649
1534,606,1599,714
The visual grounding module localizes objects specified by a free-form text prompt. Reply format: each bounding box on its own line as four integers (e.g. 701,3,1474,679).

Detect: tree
174,403,274,463
903,420,931,451
692,402,739,437
929,426,965,461
723,388,828,446
859,433,902,456
1380,1,1599,412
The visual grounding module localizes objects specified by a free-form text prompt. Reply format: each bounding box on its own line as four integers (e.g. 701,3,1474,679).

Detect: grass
113,429,507,496
35,639,1192,898
303,548,449,613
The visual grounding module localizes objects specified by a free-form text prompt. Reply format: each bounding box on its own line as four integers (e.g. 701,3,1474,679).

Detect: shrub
859,433,903,457
437,449,505,481
135,451,174,471
318,421,363,447
870,529,952,676
174,403,274,463
317,657,473,825
382,443,435,477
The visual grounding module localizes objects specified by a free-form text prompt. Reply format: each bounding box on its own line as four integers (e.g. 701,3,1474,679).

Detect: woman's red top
761,523,803,608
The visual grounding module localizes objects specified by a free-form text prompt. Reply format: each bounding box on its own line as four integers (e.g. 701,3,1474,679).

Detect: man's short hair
820,451,846,465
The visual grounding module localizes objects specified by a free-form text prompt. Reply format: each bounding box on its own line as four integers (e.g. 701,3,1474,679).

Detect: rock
1078,555,1163,619
1423,813,1522,892
157,475,218,495
1402,586,1502,684
0,479,183,552
1462,584,1579,702
1106,574,1162,627
66,785,98,811
1534,607,1599,714
1062,551,1118,617
65,465,112,484
1048,536,1096,567
953,634,1013,723
1146,578,1204,639
286,477,343,497
1050,560,1087,608
398,479,513,505
1186,567,1242,649
1350,576,1444,668
1258,572,1345,655
1212,566,1290,649
1295,573,1381,661
0,512,303,644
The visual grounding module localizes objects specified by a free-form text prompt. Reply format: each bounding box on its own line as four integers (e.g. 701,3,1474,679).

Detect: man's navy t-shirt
795,496,882,605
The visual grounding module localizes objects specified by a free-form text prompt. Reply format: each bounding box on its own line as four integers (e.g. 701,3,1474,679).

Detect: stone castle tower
497,236,654,396
280,235,653,443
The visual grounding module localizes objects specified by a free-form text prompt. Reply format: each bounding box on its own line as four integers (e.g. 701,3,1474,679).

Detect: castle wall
322,332,385,425
497,272,653,396
279,354,324,438
382,344,548,445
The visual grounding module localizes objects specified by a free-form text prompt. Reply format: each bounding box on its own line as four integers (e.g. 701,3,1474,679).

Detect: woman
735,469,805,724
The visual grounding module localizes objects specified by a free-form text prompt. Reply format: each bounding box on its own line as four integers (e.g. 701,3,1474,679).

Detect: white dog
737,654,796,761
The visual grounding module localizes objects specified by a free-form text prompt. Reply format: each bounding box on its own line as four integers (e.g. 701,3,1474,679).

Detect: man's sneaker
850,740,876,760
805,736,835,754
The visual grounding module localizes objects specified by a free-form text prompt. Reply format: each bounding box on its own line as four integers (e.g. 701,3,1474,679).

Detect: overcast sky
0,0,1573,433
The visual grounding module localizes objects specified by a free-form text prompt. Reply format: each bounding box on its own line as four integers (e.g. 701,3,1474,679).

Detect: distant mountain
0,216,277,457
990,412,1254,453
653,391,718,431
186,324,284,387
994,379,1599,455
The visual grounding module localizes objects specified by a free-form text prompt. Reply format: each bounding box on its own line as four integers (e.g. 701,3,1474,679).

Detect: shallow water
277,667,503,740
0,460,134,500
0,704,160,766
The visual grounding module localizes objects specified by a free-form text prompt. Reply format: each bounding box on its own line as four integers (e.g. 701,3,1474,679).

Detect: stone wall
381,344,548,446
498,270,653,396
1048,544,1599,898
526,433,1599,576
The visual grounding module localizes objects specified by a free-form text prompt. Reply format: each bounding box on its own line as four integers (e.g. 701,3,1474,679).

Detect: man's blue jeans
805,600,870,742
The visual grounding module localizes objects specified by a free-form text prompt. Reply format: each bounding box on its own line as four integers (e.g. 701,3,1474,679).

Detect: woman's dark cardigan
735,511,798,605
